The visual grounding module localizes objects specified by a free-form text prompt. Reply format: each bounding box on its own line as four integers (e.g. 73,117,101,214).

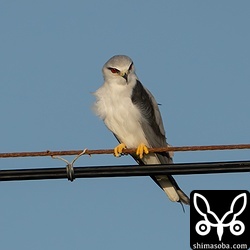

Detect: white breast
93,82,148,148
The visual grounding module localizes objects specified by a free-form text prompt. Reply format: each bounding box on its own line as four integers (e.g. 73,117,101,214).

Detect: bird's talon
114,143,126,157
136,143,149,159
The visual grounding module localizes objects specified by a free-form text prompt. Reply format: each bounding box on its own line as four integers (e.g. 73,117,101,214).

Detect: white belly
94,83,148,148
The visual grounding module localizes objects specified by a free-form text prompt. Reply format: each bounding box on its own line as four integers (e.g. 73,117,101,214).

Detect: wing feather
131,80,171,162
131,80,190,205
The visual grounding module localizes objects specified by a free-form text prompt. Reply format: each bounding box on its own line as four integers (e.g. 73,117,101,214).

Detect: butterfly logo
193,192,247,241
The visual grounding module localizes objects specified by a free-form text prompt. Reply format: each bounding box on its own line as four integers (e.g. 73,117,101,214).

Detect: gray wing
130,80,190,205
131,80,172,163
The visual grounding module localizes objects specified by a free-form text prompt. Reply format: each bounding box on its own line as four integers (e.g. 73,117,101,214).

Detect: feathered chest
93,82,145,146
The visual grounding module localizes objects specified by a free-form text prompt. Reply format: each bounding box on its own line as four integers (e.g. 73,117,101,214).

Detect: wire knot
66,163,75,182
51,149,87,182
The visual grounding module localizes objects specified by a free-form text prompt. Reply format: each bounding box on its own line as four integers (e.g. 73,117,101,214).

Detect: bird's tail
133,152,190,205
151,175,190,205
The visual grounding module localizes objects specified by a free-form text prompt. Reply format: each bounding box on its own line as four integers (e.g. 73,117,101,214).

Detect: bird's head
102,55,136,85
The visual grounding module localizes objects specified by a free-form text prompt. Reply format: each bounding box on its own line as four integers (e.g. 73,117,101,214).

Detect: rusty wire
0,143,250,159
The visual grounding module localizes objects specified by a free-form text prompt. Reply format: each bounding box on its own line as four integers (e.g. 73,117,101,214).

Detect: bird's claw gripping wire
136,143,149,159
114,143,126,157
114,143,149,159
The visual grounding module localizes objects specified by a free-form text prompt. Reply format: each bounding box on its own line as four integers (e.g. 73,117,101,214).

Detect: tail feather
177,189,190,205
167,174,190,205
154,175,180,202
152,175,190,205
134,152,190,205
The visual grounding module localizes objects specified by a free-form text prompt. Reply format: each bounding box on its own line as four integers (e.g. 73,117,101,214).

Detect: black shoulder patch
131,80,154,121
131,80,170,159
131,80,163,137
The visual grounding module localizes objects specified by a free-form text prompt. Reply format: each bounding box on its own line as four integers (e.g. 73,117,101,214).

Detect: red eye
108,67,120,74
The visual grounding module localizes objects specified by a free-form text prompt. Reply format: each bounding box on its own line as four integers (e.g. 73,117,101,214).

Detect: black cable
0,160,249,182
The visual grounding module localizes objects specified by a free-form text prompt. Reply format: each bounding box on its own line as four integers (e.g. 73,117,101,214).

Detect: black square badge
190,190,249,250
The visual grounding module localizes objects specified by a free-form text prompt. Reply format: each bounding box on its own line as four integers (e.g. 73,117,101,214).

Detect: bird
93,55,190,205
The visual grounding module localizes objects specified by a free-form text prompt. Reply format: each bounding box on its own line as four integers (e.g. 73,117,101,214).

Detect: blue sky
0,1,249,249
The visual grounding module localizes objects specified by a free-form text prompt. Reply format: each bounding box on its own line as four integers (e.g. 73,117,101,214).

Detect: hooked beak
121,72,128,82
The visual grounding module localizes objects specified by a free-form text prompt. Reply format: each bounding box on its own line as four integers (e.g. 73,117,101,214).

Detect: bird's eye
128,62,133,71
108,67,120,74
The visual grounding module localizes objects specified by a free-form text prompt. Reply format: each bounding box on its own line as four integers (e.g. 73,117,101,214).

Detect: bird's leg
136,143,149,159
114,143,126,157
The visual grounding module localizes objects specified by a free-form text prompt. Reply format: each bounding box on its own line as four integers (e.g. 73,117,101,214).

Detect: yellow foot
114,143,126,157
136,143,149,159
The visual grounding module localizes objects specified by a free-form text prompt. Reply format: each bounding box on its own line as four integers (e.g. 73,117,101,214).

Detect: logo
194,192,246,241
190,190,249,250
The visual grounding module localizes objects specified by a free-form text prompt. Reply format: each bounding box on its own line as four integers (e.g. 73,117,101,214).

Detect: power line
0,143,250,158
0,161,250,182
1,144,249,182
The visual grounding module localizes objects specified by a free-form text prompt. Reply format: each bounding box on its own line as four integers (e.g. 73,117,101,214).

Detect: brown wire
0,144,249,158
